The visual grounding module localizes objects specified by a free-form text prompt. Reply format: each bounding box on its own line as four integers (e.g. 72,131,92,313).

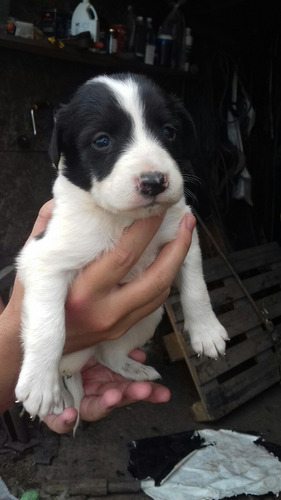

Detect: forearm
0,283,23,413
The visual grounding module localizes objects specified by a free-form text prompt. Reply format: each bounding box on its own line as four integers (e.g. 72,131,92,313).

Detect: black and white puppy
15,73,228,426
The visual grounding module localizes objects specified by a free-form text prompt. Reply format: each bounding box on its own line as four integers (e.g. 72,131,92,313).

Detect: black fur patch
137,76,196,165
50,80,133,190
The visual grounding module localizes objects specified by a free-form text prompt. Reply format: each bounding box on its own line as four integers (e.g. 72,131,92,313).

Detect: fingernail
185,214,196,231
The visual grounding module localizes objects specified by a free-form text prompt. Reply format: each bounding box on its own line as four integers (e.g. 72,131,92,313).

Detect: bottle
184,27,193,71
159,3,185,69
124,5,136,52
71,0,99,42
112,24,126,52
106,27,118,54
134,16,146,60
144,18,155,65
155,33,173,67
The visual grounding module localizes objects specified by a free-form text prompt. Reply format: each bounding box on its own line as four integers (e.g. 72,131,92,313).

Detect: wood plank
163,310,206,397
203,242,281,283
199,350,280,420
191,355,279,424
191,400,210,421
162,333,183,362
209,265,281,310
190,325,278,385
166,290,281,338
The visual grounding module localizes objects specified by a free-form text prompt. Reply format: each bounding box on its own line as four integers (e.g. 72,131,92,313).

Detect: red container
111,24,126,52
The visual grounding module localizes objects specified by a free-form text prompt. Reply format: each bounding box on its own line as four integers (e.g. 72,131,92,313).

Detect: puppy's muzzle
138,171,168,197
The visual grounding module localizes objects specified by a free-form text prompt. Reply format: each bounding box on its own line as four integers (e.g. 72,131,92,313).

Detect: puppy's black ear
49,119,61,168
49,103,69,168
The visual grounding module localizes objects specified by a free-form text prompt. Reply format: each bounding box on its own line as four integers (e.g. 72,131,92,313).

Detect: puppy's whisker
182,173,202,186
183,187,198,207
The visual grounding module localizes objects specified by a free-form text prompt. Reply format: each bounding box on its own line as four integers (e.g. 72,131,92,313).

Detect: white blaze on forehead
87,75,184,216
90,75,147,140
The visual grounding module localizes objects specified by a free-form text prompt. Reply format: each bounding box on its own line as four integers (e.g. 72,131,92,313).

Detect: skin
0,200,196,433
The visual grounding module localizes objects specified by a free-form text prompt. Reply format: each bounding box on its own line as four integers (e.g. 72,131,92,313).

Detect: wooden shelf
0,32,189,78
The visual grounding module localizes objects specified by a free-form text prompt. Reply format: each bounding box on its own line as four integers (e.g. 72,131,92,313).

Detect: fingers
72,214,166,300
144,384,171,403
64,213,196,350
80,382,171,423
80,388,124,422
43,380,170,432
29,199,54,239
120,381,171,404
108,213,196,316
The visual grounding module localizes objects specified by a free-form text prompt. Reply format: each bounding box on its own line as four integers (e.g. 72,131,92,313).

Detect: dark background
1,0,280,267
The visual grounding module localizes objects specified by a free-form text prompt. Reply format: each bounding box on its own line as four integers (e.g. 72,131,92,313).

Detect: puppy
15,73,228,426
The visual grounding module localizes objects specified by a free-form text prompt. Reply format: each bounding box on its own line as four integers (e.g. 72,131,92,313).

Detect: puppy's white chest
122,202,187,282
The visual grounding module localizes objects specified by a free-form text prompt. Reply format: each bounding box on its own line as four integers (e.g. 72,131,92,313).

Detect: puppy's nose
138,171,168,197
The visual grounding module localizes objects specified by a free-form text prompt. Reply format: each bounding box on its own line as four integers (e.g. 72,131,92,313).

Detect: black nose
138,171,168,197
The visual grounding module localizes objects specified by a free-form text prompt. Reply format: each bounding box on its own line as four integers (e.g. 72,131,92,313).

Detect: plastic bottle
134,16,146,60
144,18,155,65
124,5,136,52
155,33,173,67
184,27,193,71
160,3,185,69
71,0,99,42
106,27,118,53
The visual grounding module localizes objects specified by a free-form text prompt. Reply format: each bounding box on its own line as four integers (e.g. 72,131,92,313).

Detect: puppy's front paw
189,319,229,359
15,364,65,419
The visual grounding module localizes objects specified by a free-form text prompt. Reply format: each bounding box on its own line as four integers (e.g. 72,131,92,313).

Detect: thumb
44,407,78,434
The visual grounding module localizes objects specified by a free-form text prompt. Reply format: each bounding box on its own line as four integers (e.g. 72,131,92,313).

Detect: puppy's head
50,73,196,217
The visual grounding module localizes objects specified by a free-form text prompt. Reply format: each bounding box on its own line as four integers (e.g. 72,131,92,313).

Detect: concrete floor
1,327,281,500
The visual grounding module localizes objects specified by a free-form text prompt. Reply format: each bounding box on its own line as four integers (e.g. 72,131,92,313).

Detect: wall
0,43,186,267
0,47,102,266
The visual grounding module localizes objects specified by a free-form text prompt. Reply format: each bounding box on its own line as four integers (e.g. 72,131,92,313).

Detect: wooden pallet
164,242,281,421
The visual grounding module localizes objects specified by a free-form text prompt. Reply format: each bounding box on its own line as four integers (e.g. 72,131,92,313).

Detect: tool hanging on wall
17,101,51,149
30,101,50,136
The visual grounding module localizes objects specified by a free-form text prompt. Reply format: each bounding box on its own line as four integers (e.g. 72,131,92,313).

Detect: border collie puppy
15,73,228,425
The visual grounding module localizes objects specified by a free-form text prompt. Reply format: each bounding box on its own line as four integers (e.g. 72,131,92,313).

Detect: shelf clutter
1,1,195,74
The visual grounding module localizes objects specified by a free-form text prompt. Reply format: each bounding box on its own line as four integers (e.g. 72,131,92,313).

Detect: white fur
15,75,228,426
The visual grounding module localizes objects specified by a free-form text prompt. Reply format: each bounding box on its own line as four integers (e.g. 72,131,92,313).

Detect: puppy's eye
162,126,176,141
93,135,111,149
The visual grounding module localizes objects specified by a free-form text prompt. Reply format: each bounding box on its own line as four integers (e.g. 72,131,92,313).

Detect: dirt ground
1,329,281,500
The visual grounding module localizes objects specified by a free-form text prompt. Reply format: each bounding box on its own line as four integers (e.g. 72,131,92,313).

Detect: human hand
64,207,196,352
44,348,170,433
